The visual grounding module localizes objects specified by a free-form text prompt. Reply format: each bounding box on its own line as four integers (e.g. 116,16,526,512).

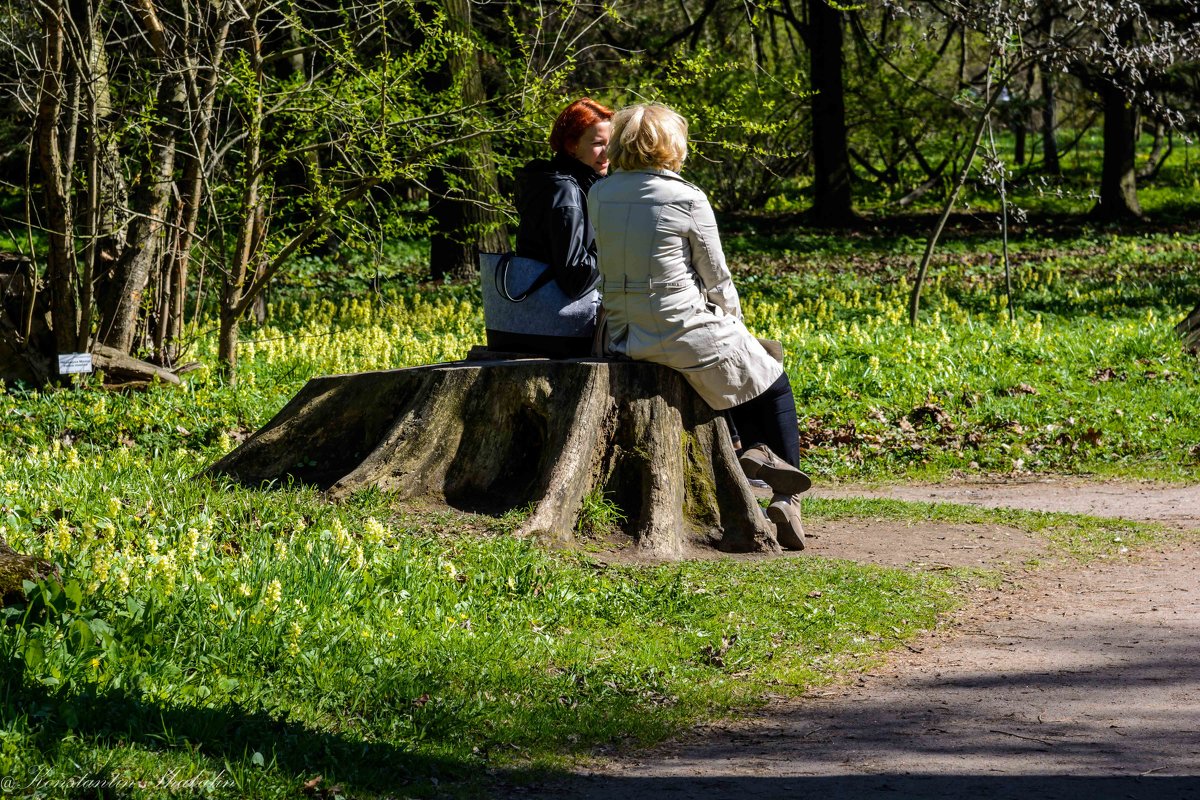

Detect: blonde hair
608,103,688,172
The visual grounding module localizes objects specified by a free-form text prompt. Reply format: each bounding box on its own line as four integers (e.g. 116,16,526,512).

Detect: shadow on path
536,774,1198,800
520,537,1200,800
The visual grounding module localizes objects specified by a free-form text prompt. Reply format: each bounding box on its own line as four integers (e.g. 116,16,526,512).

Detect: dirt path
528,480,1200,800
817,477,1200,530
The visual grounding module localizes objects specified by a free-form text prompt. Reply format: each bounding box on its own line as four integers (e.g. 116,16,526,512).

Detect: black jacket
514,153,601,299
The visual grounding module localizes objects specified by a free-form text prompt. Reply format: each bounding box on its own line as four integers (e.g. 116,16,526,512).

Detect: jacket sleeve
549,202,600,299
687,192,742,320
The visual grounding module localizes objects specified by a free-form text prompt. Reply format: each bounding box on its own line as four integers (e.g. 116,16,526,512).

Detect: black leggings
726,372,800,468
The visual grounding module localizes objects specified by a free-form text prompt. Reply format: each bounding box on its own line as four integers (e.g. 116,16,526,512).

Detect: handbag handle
496,253,556,303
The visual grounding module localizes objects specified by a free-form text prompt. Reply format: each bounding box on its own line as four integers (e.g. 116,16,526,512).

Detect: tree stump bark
208,359,780,558
1,537,56,607
1177,302,1200,353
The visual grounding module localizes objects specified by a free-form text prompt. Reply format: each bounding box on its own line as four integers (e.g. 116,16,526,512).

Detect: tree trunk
1040,65,1062,176
217,8,265,385
1176,302,1200,353
217,312,239,378
96,0,184,353
1038,3,1061,176
34,0,80,354
427,0,510,280
208,359,781,559
805,0,854,226
1093,19,1141,221
1094,79,1142,220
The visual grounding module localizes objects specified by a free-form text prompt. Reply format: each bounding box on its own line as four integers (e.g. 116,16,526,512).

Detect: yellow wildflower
286,621,302,656
182,528,200,563
264,578,282,610
54,517,71,554
362,517,388,545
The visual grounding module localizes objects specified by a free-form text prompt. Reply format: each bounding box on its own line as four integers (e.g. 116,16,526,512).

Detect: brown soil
526,479,1200,800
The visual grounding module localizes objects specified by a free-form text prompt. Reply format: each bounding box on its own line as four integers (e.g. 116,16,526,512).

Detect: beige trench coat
588,168,782,410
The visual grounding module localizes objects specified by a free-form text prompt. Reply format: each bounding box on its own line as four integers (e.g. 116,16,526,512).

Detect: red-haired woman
509,97,612,356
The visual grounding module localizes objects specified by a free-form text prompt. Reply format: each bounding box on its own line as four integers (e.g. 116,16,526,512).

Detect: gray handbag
478,252,600,357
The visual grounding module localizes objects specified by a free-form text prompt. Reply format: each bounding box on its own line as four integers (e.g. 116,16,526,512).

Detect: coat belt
602,277,696,292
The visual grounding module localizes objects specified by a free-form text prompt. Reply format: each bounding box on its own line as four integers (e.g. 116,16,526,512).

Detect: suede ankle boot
767,493,804,550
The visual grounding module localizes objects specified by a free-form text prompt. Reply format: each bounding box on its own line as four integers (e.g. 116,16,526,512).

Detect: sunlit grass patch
730,232,1200,482
1,440,958,797
805,496,1162,560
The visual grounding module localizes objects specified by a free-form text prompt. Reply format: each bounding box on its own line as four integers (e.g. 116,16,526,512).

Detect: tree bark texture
34,0,80,353
1,537,56,607
97,0,185,352
208,359,780,559
426,0,510,280
1176,302,1200,353
805,0,854,226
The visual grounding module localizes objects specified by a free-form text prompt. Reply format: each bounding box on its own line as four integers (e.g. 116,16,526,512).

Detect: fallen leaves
907,404,954,431
301,775,345,800
700,635,738,668
1091,367,1125,383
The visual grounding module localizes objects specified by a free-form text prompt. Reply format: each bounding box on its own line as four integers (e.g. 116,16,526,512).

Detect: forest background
1,0,1198,382
2,2,1200,798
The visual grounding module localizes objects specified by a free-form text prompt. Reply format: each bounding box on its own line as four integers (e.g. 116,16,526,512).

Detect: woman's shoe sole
739,453,812,495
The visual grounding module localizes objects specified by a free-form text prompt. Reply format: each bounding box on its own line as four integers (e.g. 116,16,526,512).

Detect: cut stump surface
208,358,779,558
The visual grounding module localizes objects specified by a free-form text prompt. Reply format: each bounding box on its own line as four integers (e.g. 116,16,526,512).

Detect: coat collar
549,151,601,192
617,167,683,180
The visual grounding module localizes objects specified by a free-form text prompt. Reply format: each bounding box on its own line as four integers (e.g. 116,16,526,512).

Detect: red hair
549,97,614,155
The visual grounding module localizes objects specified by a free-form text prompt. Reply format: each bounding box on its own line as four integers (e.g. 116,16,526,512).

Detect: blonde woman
587,103,809,549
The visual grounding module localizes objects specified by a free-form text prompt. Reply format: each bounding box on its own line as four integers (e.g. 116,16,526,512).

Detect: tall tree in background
31,0,77,357
1093,16,1142,219
804,0,855,225
95,0,187,352
1037,1,1063,175
426,0,509,281
762,0,855,224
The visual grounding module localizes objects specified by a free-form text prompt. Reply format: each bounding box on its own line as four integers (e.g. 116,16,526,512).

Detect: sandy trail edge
816,477,1200,529
523,480,1200,800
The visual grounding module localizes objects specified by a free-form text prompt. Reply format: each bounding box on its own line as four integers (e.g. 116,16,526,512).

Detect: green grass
805,496,1162,560
0,445,957,797
1,222,1197,797
730,231,1200,482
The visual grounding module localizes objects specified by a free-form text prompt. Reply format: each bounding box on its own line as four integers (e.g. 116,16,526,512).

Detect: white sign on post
57,352,94,375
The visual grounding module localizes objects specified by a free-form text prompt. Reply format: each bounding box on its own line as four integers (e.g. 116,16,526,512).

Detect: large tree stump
208,359,779,558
